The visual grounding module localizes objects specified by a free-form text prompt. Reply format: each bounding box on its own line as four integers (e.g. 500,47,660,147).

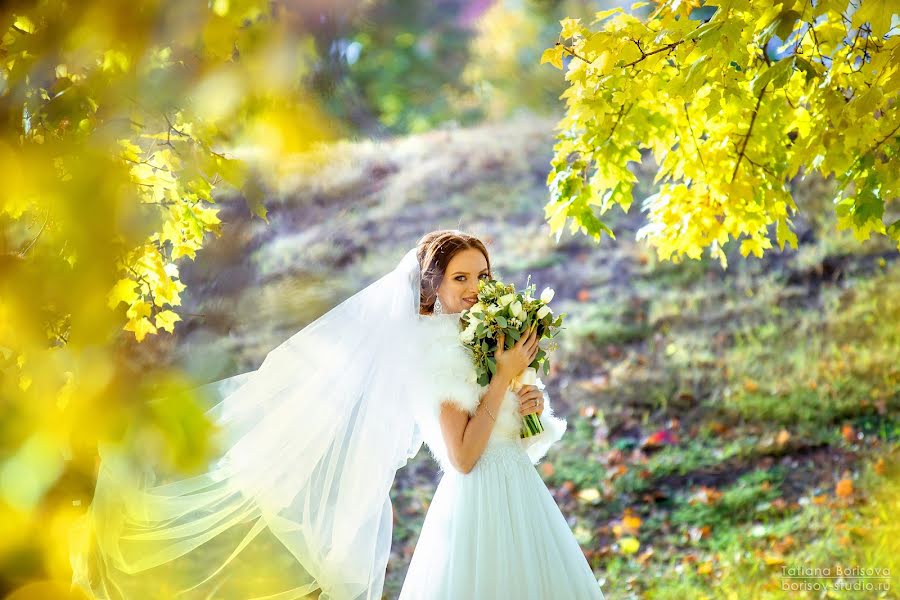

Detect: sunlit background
2,0,898,598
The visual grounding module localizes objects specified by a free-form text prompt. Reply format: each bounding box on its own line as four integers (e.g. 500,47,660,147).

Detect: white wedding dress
400,312,605,599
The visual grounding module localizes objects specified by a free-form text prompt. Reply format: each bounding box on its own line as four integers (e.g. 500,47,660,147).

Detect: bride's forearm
457,373,511,472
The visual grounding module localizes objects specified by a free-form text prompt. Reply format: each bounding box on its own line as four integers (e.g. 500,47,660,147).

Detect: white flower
459,325,476,343
510,300,525,320
536,304,552,319
470,302,485,314
487,304,501,315
540,287,555,303
499,293,516,307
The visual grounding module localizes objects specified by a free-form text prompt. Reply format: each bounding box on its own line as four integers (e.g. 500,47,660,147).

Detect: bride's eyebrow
451,268,489,275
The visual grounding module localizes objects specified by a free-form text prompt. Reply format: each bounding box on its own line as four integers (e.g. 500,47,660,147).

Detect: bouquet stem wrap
510,367,544,438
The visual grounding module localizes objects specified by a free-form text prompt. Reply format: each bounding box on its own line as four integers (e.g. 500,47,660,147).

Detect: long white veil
70,247,426,600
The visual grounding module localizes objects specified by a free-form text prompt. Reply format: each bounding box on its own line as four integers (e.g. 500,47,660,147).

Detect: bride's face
436,247,490,314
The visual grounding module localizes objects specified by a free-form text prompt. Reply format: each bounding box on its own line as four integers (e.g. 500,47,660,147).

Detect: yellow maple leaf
559,18,583,39
124,316,157,342
540,45,565,70
155,310,182,333
126,300,152,320
108,278,140,309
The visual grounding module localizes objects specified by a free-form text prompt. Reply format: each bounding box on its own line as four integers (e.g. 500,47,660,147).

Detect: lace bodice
412,312,567,473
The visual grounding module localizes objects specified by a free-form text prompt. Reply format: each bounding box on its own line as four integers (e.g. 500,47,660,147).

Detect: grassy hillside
136,114,898,599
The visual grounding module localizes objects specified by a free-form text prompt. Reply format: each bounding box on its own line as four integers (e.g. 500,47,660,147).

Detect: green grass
565,297,654,347
722,262,900,428
670,468,787,533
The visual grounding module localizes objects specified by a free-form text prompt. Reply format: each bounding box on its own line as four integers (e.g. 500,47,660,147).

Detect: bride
70,229,605,599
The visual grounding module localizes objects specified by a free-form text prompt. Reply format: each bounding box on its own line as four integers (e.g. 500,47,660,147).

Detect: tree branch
622,39,685,68
684,103,707,178
560,44,591,65
18,211,50,257
731,87,767,182
869,121,900,159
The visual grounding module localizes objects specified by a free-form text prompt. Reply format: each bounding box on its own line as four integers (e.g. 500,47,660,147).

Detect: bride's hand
517,385,544,416
495,324,539,382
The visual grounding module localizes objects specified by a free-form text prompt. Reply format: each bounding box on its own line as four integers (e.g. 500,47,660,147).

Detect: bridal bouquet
457,276,565,438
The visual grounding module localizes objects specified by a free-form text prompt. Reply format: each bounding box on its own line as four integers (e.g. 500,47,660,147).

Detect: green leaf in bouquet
496,315,507,327
487,357,496,375
508,328,520,342
543,361,550,376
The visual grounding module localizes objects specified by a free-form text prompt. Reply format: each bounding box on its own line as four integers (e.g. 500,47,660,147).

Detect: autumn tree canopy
542,0,899,267
0,1,336,590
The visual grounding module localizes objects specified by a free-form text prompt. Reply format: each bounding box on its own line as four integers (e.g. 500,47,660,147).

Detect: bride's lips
463,297,477,304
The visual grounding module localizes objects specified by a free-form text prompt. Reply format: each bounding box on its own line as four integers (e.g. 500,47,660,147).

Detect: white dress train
399,313,605,599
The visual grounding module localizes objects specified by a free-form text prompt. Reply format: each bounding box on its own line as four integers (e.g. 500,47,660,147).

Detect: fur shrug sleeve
410,314,484,471
414,314,484,415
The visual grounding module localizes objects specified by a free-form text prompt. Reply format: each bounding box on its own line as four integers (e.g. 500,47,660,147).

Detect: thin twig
684,103,707,177
559,44,591,64
731,87,767,182
622,39,685,68
19,211,50,257
869,121,900,158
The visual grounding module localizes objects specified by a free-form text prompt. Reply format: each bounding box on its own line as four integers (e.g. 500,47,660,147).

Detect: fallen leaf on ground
841,423,856,443
619,537,640,555
835,478,853,498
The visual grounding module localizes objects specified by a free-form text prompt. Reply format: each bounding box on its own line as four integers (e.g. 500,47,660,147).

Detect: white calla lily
540,287,555,303
536,304,551,319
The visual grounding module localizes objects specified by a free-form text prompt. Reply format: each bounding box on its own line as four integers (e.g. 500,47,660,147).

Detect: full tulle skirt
398,439,605,599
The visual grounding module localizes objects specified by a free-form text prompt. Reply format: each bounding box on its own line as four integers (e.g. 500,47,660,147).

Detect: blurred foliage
310,0,606,134
301,0,475,134
463,0,595,120
543,1,900,266
342,0,477,133
0,0,339,594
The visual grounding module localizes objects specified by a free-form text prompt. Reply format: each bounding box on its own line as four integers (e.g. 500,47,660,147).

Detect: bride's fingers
518,324,536,346
527,328,539,350
519,394,542,414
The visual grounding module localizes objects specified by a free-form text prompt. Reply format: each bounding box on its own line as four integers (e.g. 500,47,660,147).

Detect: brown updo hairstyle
416,230,492,315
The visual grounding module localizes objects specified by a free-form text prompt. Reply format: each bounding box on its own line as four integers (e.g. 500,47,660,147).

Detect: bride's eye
456,273,489,281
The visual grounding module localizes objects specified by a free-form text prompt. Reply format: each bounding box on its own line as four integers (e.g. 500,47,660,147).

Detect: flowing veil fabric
70,248,426,600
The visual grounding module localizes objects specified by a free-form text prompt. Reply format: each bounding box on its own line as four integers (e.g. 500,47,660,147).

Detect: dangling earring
433,296,443,315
